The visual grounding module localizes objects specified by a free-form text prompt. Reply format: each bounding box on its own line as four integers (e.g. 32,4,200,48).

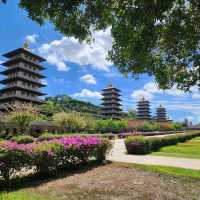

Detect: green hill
40,95,101,117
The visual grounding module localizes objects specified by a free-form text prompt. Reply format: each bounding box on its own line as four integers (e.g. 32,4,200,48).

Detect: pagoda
136,97,151,120
101,84,122,119
0,44,46,108
156,105,167,122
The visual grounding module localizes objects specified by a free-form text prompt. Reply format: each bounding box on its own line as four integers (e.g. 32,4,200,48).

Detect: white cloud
190,86,200,99
73,89,102,99
131,81,186,100
41,79,48,85
25,34,38,44
131,90,154,100
38,28,112,72
46,54,69,71
80,74,96,84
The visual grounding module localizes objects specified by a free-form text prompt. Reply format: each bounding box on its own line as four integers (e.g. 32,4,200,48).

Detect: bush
6,103,43,134
95,119,128,133
0,136,111,184
11,135,34,144
125,136,150,154
172,122,183,130
136,121,183,132
125,132,200,155
136,122,160,132
52,112,96,133
37,133,64,141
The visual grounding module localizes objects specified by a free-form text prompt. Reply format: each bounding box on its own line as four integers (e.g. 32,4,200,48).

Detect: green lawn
0,191,51,200
151,136,200,159
132,163,200,179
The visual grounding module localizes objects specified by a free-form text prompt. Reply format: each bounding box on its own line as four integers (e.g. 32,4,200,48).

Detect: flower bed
0,136,111,184
125,132,200,155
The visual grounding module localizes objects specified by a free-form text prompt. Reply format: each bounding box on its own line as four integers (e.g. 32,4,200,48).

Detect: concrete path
107,139,200,170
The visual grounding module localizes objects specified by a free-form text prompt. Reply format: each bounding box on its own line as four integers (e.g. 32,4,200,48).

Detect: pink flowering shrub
0,136,111,183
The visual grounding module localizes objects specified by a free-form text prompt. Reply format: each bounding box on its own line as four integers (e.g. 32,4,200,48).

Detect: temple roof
1,57,45,70
102,84,120,92
2,48,46,62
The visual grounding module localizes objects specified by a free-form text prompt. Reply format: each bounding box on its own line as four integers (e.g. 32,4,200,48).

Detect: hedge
11,135,34,144
0,136,112,185
125,132,200,155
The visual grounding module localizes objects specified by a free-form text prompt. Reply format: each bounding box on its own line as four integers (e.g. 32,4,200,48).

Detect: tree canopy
2,0,200,90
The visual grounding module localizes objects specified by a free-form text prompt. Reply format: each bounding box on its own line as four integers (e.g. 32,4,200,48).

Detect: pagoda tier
156,105,167,121
101,84,122,119
0,46,46,107
136,98,151,120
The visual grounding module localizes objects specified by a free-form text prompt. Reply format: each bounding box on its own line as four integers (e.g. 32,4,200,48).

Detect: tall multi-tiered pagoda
156,105,167,122
0,44,46,108
136,97,151,120
101,84,121,119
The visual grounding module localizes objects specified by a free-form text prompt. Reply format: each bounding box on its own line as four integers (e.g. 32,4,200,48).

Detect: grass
151,136,200,159
0,191,50,200
130,163,200,179
0,163,200,200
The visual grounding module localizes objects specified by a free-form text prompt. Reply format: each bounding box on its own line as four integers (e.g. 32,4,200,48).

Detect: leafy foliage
40,95,101,117
52,111,96,133
125,132,200,155
11,135,34,144
4,1,200,90
95,119,128,133
0,136,111,184
6,104,43,134
136,121,183,132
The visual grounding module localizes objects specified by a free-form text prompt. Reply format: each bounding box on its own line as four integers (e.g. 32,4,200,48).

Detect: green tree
52,111,93,132
7,104,42,134
2,1,200,90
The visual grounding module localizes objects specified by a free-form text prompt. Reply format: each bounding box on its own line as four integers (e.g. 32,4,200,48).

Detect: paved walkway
107,139,200,170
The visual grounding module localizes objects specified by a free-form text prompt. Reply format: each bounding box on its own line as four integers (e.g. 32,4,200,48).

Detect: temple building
0,44,46,109
136,97,151,120
156,105,167,122
101,84,122,119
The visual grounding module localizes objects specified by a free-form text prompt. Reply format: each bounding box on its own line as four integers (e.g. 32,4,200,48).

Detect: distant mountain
40,94,136,119
40,95,101,117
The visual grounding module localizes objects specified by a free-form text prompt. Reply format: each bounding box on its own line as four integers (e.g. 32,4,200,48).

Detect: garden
0,103,198,200
125,131,200,156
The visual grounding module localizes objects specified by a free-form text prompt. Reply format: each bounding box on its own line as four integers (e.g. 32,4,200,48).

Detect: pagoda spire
23,40,30,49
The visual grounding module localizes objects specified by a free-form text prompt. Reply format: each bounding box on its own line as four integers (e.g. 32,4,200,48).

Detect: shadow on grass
0,160,111,192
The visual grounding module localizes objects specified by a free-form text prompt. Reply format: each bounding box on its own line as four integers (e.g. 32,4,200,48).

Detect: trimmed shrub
37,133,64,141
95,119,128,134
125,132,200,155
0,136,111,184
125,136,150,154
136,122,160,132
11,135,34,144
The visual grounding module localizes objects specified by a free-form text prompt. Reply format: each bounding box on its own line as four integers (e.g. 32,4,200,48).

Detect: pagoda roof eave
0,77,45,87
1,67,46,78
0,96,44,104
0,86,46,96
2,48,46,62
1,57,45,70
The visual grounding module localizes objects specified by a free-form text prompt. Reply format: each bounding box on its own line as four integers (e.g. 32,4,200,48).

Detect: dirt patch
24,163,200,200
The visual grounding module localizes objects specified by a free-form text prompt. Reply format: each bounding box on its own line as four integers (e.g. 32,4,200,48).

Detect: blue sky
0,0,200,124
